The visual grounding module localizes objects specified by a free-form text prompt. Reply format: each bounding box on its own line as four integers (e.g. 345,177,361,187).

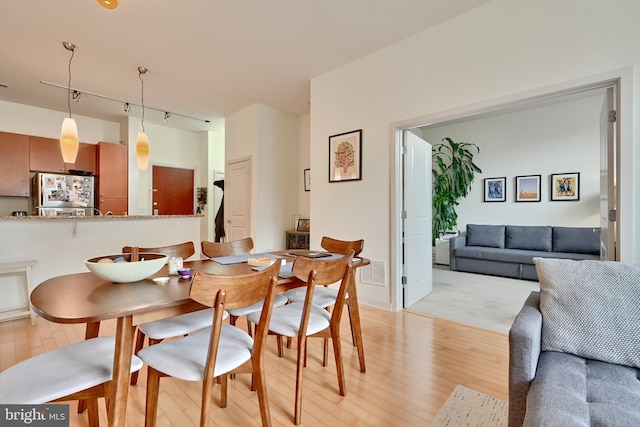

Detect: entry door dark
152,165,194,215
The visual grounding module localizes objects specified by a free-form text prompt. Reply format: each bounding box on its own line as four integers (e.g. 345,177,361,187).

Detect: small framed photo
329,129,362,183
551,172,580,201
484,177,506,202
515,175,541,202
304,169,311,192
297,218,310,232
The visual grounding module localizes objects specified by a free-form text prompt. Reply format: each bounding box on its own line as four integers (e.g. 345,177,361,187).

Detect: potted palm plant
432,137,481,242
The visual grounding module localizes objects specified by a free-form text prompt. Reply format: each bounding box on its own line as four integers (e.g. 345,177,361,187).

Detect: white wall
310,0,640,310
298,114,311,219
225,104,300,252
419,93,603,230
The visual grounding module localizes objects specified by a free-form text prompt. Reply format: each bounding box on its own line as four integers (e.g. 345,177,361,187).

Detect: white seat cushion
138,308,228,340
284,286,341,308
0,336,143,404
248,301,331,337
137,323,253,381
227,293,288,317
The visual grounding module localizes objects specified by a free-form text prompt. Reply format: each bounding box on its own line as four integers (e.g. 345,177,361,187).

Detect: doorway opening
391,71,628,312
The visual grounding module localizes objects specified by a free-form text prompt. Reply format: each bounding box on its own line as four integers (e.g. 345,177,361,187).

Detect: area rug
431,384,508,427
407,267,539,334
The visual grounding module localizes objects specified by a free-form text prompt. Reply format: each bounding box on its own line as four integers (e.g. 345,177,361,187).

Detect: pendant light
60,42,79,164
97,0,118,10
136,67,150,170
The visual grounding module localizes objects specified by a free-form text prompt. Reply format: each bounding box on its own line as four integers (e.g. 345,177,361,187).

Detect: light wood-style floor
0,306,508,426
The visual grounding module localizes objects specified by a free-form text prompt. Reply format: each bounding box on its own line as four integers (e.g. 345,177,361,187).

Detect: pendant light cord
139,70,146,132
67,47,75,119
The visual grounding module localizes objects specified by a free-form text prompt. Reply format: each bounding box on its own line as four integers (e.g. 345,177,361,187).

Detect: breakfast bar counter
0,215,202,321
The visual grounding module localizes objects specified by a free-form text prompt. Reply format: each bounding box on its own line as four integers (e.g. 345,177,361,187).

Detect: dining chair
202,237,288,337
248,251,354,425
0,336,143,427
284,237,364,361
138,259,281,427
123,241,219,386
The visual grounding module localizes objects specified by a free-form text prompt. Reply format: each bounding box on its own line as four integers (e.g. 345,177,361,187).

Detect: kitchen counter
0,215,203,322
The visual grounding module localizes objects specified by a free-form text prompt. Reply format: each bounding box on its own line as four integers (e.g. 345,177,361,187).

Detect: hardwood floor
0,306,508,426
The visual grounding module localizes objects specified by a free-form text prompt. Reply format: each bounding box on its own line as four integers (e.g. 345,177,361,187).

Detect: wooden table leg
108,315,135,427
347,270,366,373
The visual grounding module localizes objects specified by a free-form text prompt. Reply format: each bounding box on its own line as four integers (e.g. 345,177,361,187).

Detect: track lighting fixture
164,112,170,121
72,90,81,102
60,41,79,164
124,102,130,113
136,67,150,170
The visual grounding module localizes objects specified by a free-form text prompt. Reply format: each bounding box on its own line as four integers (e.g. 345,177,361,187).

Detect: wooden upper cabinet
0,132,30,197
96,142,128,199
29,136,96,174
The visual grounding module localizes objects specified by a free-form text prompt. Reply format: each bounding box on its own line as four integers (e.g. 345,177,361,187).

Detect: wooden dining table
29,251,369,427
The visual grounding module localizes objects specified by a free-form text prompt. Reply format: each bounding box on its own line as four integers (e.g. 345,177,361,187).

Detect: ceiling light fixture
72,90,81,102
124,102,130,113
164,112,170,121
97,0,118,10
40,81,211,125
60,41,79,164
136,67,150,171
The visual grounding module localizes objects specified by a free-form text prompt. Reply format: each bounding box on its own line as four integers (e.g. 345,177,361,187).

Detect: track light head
124,102,130,112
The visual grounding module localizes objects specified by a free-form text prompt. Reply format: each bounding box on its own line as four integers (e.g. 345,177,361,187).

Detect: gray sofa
449,224,600,280
509,258,640,426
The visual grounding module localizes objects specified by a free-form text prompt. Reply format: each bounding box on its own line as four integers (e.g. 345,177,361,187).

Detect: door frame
390,67,632,312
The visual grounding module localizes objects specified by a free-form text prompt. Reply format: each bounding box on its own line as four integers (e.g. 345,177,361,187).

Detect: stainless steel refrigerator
33,173,95,216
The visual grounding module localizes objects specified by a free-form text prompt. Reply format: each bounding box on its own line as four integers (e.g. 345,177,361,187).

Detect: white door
225,158,252,241
403,130,432,308
599,87,616,260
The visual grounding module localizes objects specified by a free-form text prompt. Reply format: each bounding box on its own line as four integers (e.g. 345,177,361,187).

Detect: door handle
153,202,158,206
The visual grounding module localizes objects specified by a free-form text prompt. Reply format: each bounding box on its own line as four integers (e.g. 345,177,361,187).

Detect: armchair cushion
534,257,640,368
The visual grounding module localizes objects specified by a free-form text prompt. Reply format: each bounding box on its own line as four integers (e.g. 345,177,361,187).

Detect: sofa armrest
449,235,466,270
509,291,542,427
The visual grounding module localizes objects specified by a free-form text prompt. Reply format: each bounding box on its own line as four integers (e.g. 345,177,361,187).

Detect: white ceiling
0,0,490,133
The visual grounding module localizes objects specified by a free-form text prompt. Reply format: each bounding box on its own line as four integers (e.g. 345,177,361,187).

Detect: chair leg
331,326,346,396
200,372,215,427
86,398,99,427
220,375,228,408
294,335,306,425
145,368,161,427
130,329,146,385
277,335,284,357
246,317,254,338
254,358,272,427
347,300,356,346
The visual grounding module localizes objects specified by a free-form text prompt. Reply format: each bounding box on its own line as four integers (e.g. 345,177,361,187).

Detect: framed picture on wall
551,172,580,201
329,129,362,182
483,177,506,202
304,169,311,191
515,175,541,202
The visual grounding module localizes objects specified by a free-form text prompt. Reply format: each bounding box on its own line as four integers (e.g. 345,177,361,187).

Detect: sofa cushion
552,226,600,255
534,258,640,368
465,224,505,248
506,225,552,251
524,351,640,426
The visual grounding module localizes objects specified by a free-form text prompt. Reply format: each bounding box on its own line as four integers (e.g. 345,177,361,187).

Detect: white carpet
407,266,539,334
431,384,508,427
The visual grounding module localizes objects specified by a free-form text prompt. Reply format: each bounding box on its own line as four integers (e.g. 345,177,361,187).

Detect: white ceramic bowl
85,253,168,283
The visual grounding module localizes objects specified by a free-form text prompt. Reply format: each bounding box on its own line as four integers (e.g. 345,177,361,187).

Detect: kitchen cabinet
96,142,128,214
29,136,96,174
285,230,310,249
0,132,30,197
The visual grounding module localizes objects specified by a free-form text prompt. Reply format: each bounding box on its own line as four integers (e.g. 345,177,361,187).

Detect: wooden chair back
201,237,254,258
122,241,196,260
291,251,354,334
320,236,364,257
